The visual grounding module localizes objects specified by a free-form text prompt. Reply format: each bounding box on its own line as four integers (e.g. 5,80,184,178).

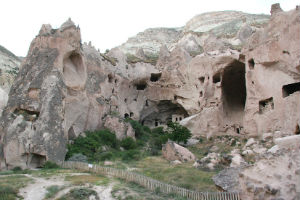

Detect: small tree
166,121,191,144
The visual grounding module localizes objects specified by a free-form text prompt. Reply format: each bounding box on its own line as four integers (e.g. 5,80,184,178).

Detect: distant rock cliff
0,45,21,114
117,11,269,57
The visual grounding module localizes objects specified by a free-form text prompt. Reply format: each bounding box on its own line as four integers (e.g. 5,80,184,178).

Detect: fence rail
61,161,240,200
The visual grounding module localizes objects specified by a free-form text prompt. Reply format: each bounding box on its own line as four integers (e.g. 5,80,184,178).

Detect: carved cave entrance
222,60,246,129
140,100,188,128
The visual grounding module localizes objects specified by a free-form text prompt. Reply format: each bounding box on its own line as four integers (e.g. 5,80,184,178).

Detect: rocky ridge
0,45,21,114
0,4,299,200
117,11,269,57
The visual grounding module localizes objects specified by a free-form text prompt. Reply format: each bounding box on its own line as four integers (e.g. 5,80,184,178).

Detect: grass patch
45,185,65,199
31,168,79,178
58,187,99,200
112,179,188,200
0,175,33,200
65,174,110,186
130,156,217,191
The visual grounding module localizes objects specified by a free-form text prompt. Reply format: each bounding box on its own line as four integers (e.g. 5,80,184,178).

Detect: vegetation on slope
65,120,191,163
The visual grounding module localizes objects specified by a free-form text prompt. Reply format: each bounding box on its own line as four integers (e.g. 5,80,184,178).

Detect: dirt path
18,173,115,200
19,174,66,200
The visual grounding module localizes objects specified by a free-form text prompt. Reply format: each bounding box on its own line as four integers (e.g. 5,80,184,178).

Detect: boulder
170,160,182,165
262,132,273,141
213,167,241,192
162,140,195,162
274,135,300,149
230,154,245,167
245,138,256,148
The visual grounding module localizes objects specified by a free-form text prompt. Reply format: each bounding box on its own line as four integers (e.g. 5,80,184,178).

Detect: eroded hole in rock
63,52,85,88
222,60,246,123
282,82,300,97
108,74,113,83
141,100,188,128
14,108,40,121
199,76,205,84
295,124,300,135
124,98,127,103
259,97,274,114
115,79,118,84
28,153,46,168
130,112,134,117
200,91,203,97
135,82,147,90
124,113,129,118
145,100,149,106
248,58,255,70
213,72,221,83
150,73,162,82
68,126,76,140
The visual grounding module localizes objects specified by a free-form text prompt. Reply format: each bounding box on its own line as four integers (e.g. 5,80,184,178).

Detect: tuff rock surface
162,140,195,162
118,11,269,57
0,6,298,191
0,45,21,114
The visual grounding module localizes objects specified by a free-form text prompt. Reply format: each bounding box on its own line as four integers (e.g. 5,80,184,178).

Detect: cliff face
0,5,299,173
0,45,21,114
117,11,269,57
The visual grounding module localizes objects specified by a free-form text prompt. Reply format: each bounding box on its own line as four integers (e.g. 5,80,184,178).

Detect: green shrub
45,185,63,199
62,188,99,200
97,152,113,161
121,150,140,161
66,129,118,161
126,119,152,140
120,137,137,150
12,166,22,172
152,127,165,135
43,161,59,169
68,153,88,163
166,122,192,144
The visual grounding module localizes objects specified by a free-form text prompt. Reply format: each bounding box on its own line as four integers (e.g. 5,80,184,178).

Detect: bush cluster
66,120,191,163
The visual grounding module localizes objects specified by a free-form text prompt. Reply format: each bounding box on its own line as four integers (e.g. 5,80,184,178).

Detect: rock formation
0,4,299,181
118,11,269,57
0,45,21,114
162,140,195,162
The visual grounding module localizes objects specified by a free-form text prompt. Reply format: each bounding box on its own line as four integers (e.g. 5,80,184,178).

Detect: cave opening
248,58,255,70
14,108,40,122
259,97,274,114
28,153,46,168
213,72,221,83
140,100,188,128
222,60,246,123
282,82,300,98
199,76,205,84
135,82,147,90
150,73,162,82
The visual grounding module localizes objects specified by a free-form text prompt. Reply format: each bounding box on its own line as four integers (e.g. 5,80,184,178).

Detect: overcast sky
0,0,298,57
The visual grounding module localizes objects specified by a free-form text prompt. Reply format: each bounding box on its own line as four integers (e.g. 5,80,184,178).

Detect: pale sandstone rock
267,145,279,154
262,132,273,141
170,160,182,165
242,149,254,155
0,88,8,115
274,135,300,149
239,147,300,200
103,116,135,140
0,5,299,172
162,141,195,162
230,154,245,167
245,138,256,147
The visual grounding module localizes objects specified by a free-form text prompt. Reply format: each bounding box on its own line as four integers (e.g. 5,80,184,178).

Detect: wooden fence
61,161,240,200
